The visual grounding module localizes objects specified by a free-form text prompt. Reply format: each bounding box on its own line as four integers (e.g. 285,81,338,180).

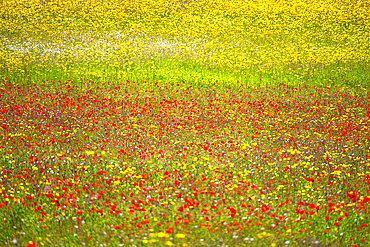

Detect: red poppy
27,241,37,247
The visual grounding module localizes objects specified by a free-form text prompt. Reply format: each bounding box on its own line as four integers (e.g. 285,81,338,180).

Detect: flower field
1,0,370,246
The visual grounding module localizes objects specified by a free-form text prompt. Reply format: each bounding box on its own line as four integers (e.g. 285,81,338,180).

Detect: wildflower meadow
1,0,370,246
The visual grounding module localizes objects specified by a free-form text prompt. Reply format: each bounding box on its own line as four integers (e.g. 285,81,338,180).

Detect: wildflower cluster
1,79,369,246
0,0,369,87
0,0,370,246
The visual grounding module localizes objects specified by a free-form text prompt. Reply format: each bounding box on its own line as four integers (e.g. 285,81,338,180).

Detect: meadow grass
1,0,370,246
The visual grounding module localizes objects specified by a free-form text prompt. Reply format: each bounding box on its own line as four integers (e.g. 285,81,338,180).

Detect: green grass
2,53,369,90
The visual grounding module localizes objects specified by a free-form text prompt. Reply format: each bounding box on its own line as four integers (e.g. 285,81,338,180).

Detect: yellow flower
175,233,185,238
85,150,94,155
165,241,173,246
333,170,341,176
158,232,166,238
